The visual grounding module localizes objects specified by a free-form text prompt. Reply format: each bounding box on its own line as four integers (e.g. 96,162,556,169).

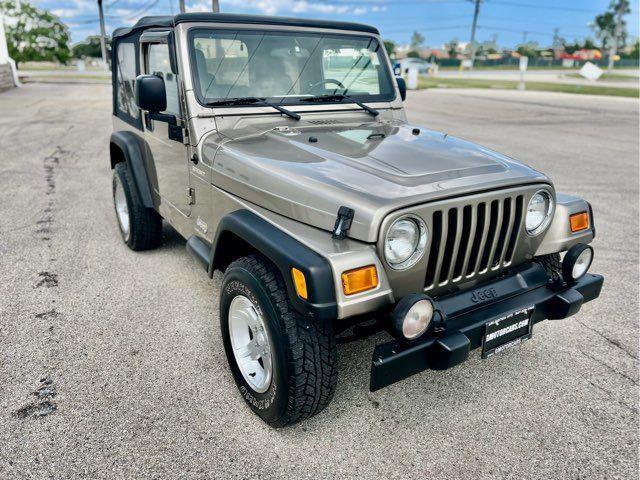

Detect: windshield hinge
186,187,196,205
332,206,354,240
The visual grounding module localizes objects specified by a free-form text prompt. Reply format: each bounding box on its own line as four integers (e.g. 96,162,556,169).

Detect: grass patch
418,76,639,98
20,74,110,82
564,72,639,81
18,65,104,71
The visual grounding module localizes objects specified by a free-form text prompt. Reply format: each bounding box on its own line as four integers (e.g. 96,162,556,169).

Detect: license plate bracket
481,306,534,359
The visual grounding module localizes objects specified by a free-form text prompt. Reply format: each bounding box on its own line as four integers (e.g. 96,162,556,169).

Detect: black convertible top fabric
112,12,379,38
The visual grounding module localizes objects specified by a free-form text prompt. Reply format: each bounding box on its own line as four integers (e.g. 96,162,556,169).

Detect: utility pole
212,0,219,12
97,0,108,70
179,0,185,13
522,31,528,45
552,27,562,61
608,0,626,73
469,0,481,68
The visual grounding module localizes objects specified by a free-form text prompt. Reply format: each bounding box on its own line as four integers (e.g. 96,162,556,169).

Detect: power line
126,0,162,20
382,24,469,35
478,24,584,39
106,0,123,9
488,1,603,14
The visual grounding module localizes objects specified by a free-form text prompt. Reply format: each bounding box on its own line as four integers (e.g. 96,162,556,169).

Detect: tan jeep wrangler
109,13,603,427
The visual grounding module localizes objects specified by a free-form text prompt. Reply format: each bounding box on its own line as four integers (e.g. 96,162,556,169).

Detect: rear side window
114,41,142,128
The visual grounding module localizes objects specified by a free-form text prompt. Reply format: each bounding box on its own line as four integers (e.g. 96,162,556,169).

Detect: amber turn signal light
570,212,590,233
291,268,308,300
342,265,378,296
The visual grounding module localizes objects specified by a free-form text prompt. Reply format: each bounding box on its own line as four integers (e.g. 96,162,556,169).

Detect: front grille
424,193,525,290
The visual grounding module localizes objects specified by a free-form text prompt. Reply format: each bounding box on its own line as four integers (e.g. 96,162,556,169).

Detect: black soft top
112,12,379,38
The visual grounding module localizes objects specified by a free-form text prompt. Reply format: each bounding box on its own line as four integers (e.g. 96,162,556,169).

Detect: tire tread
228,254,337,427
114,162,162,251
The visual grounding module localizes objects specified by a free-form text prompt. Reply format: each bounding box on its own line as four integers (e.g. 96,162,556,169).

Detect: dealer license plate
481,306,534,359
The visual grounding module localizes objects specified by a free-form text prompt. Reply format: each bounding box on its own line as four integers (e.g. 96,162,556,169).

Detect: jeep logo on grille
470,287,498,303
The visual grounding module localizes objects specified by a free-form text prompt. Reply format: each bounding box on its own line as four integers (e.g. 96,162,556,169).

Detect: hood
208,117,549,242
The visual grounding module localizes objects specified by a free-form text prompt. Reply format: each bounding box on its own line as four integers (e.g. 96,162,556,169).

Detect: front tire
112,162,162,251
220,254,337,427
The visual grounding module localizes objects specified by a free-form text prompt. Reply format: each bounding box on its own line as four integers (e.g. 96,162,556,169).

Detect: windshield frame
186,27,397,109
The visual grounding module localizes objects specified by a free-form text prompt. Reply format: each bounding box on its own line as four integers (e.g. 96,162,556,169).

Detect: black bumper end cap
547,288,584,320
427,331,470,370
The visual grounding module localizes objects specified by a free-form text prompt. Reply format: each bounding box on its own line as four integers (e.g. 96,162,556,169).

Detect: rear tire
220,254,338,427
112,162,162,251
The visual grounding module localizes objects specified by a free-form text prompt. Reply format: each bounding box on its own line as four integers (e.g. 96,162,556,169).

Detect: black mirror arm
148,112,177,125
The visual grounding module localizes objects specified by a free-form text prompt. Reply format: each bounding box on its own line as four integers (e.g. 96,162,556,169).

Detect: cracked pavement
0,84,638,479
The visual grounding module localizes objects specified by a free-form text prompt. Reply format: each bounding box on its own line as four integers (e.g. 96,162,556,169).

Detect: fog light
392,294,435,340
562,244,594,282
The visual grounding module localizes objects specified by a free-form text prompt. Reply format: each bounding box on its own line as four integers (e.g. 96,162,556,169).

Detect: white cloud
34,0,372,42
191,0,363,16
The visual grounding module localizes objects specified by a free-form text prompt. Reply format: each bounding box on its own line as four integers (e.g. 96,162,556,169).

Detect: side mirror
396,76,407,101
135,74,166,113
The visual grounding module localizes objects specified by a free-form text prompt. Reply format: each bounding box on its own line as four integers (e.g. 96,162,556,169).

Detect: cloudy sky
32,0,640,48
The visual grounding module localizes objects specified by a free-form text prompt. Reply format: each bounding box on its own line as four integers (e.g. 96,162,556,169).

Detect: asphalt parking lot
0,84,638,479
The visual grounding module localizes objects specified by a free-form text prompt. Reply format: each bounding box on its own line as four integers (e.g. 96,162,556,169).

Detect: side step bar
186,235,211,271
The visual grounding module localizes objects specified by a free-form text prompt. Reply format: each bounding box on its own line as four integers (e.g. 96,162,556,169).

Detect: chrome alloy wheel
114,175,130,241
228,295,273,393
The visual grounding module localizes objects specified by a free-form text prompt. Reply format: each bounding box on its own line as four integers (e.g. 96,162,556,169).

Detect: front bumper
370,263,604,391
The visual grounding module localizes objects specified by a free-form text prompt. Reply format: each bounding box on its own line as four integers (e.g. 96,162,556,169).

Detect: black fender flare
109,131,155,209
210,210,338,321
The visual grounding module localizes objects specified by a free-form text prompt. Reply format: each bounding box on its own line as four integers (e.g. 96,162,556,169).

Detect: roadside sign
407,67,419,90
579,62,603,81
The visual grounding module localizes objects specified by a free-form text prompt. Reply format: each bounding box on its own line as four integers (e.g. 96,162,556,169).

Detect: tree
563,38,597,54
591,1,630,51
410,31,425,50
446,38,459,58
73,35,111,59
516,43,540,58
0,0,71,65
406,50,421,58
621,39,639,59
383,40,396,58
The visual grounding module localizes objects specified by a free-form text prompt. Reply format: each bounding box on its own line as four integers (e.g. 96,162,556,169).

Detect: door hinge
187,187,196,205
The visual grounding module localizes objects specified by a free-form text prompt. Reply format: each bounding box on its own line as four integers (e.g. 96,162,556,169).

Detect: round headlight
384,216,428,270
526,190,554,235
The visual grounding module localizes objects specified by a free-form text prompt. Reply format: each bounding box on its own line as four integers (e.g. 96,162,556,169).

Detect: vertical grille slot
438,209,459,284
424,210,443,288
492,197,512,267
504,195,524,263
479,200,500,272
466,202,486,276
453,205,473,279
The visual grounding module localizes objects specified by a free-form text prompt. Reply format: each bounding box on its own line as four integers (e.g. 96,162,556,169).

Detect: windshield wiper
205,97,300,120
300,94,379,117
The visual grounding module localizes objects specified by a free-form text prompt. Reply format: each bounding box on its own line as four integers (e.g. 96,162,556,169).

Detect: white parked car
399,57,433,74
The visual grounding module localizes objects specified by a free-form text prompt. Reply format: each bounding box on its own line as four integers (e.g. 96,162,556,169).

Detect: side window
147,43,180,116
115,42,140,124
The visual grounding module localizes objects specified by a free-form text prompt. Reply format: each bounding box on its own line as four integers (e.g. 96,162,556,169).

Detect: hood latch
332,206,354,240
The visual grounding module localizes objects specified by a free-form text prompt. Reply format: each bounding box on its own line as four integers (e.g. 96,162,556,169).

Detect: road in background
436,68,640,89
0,84,637,479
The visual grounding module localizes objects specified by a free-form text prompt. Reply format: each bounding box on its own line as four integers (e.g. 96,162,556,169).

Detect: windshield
189,29,395,105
